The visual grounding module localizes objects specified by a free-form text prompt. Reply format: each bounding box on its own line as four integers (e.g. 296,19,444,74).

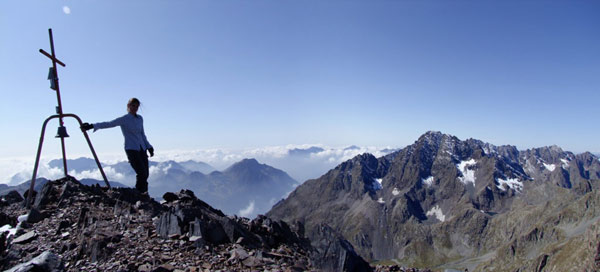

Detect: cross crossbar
39,49,65,67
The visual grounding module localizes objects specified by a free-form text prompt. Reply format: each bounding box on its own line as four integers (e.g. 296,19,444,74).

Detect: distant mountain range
147,158,297,218
7,157,295,218
268,131,600,271
46,157,217,176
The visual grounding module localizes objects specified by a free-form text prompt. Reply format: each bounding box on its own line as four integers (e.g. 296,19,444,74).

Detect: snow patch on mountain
426,205,445,222
496,177,523,192
377,197,385,204
372,178,383,190
422,176,434,187
543,163,556,172
392,188,400,196
457,159,477,185
560,158,570,169
483,145,497,156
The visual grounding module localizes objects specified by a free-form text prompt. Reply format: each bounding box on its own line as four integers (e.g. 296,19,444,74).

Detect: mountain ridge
268,131,600,270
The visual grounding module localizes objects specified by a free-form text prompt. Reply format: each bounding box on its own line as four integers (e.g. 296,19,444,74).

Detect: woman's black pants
126,149,149,193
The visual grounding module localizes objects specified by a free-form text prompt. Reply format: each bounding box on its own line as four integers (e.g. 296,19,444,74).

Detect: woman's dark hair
128,97,141,106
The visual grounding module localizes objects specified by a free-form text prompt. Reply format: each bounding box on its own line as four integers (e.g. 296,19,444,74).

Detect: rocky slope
0,176,382,272
268,131,600,270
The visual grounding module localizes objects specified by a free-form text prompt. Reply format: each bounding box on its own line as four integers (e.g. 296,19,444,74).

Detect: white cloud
68,169,102,180
1,144,398,185
147,144,396,182
102,167,126,182
62,6,71,15
238,201,255,218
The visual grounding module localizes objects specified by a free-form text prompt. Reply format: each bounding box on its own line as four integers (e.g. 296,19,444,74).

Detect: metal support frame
26,28,111,208
27,114,111,207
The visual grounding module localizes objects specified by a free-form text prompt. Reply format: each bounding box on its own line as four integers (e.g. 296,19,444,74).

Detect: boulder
155,190,255,246
310,224,372,272
0,212,16,227
33,177,82,209
156,210,182,237
162,192,179,202
2,191,23,205
4,250,63,272
25,208,45,224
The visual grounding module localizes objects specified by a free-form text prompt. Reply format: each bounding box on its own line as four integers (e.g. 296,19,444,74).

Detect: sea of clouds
1,144,399,186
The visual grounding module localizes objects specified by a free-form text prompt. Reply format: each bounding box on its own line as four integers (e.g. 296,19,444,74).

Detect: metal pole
65,113,111,188
27,115,55,208
48,29,69,177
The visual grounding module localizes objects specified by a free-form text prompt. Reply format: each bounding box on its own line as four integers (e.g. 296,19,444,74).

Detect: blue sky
1,0,599,163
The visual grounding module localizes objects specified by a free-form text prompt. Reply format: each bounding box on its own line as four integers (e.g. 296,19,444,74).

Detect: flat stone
228,248,249,262
138,263,152,272
151,263,175,272
161,263,175,271
12,231,37,244
242,256,263,267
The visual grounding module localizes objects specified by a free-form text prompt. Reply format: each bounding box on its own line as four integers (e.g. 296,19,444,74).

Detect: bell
55,126,69,138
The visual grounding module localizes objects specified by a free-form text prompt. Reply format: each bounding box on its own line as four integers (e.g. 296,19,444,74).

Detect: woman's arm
93,115,126,132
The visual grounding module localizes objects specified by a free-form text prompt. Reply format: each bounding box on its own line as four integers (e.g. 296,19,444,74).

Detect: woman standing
82,98,154,193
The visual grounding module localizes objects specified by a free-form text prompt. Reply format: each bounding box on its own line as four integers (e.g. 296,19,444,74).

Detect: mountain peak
239,158,260,166
420,130,444,139
224,158,262,172
416,131,453,145
547,145,564,153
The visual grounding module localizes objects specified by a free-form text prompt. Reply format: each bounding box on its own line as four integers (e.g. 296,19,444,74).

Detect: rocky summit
0,176,390,272
268,131,600,271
